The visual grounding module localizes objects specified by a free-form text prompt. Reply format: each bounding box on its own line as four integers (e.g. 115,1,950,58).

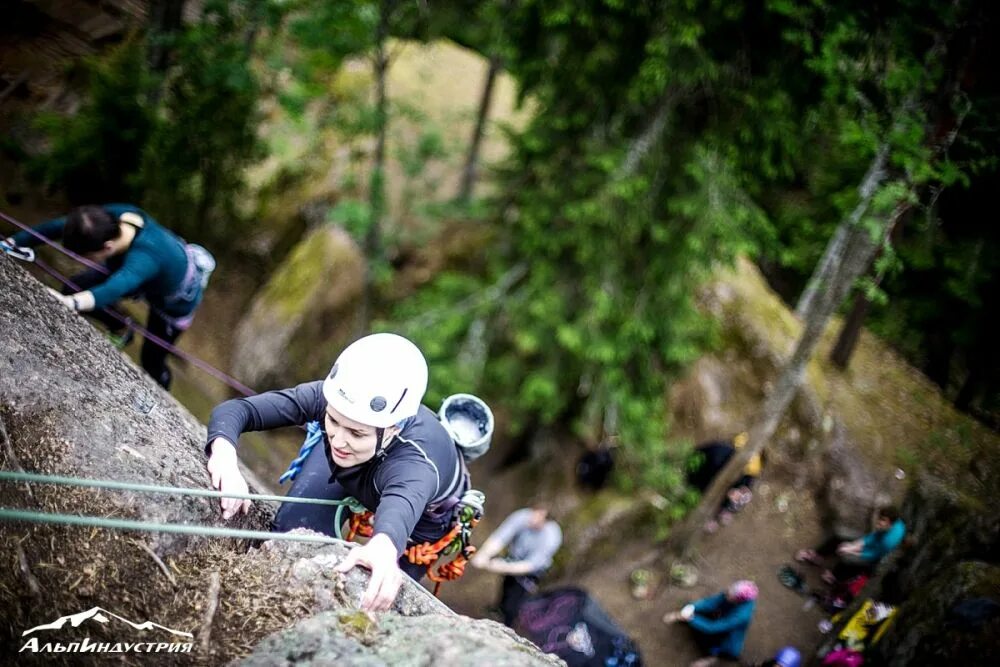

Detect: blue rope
278,420,324,484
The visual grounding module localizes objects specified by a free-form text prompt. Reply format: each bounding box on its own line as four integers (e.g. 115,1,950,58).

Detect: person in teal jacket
796,506,906,583
6,204,213,389
664,579,758,666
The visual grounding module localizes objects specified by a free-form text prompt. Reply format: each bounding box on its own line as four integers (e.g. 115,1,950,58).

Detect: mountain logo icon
22,607,193,639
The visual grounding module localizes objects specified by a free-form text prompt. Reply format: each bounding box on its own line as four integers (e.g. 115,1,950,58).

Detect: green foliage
28,1,270,248
327,199,373,240
757,0,999,416
140,0,265,244
29,38,154,203
389,0,787,506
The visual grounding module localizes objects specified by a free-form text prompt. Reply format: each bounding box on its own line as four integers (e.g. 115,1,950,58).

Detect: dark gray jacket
207,381,463,553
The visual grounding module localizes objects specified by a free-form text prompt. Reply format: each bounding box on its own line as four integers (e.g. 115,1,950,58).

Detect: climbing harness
406,489,485,595
331,490,485,596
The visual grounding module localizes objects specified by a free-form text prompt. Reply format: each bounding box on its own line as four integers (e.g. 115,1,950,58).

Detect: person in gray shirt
472,506,562,625
204,333,465,612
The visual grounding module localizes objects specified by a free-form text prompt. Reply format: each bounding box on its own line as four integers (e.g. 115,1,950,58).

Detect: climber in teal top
6,204,214,389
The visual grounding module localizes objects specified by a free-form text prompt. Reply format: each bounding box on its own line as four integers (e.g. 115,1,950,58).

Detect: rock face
818,423,893,538
241,607,561,667
863,470,1000,665
0,256,563,666
869,561,1000,666
231,225,365,389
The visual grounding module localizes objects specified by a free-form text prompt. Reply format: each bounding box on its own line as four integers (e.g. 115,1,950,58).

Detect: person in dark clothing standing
576,440,615,491
6,204,213,389
471,506,563,626
205,333,468,612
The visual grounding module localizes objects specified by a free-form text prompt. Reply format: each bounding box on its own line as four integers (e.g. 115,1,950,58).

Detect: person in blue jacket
664,579,758,666
796,505,906,583
5,204,213,389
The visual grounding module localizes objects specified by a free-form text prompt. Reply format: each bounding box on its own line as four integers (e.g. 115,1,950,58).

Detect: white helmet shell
322,333,428,428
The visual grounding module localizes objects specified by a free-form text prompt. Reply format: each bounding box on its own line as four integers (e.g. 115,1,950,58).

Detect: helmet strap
374,427,386,457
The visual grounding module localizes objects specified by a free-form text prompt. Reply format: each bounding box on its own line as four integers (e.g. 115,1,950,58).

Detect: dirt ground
439,458,828,666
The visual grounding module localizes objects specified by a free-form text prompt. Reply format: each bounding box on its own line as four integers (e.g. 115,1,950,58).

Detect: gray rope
0,507,351,545
0,470,356,508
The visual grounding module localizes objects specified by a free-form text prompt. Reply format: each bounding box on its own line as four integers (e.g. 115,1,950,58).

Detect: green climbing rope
0,507,349,545
0,470,350,508
0,470,372,541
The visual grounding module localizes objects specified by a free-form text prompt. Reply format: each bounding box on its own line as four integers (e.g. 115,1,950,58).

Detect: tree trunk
360,0,394,332
146,0,186,73
829,289,872,369
830,205,909,370
457,54,500,201
795,144,889,320
243,0,266,57
615,89,681,180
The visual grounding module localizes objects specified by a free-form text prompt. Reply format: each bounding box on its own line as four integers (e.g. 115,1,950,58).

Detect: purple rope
4,209,257,398
33,256,257,397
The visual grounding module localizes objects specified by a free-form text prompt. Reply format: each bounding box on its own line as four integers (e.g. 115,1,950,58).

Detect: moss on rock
232,226,365,388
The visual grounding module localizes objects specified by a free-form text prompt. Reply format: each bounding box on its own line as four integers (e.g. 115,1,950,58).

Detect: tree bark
457,54,501,202
795,144,889,320
146,0,186,73
615,89,681,180
360,0,395,332
829,289,872,369
830,205,909,369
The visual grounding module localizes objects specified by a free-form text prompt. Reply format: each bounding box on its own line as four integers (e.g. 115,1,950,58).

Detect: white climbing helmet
322,333,428,429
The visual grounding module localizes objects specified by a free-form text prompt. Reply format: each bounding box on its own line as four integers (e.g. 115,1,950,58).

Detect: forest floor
439,455,828,666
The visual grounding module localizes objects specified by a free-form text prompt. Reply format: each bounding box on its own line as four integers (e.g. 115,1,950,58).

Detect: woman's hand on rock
206,438,251,519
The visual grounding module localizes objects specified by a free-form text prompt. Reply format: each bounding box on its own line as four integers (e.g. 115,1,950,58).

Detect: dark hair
877,506,900,522
63,206,120,254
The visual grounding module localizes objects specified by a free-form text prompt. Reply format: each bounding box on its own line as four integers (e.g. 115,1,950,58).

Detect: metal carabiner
1,240,35,263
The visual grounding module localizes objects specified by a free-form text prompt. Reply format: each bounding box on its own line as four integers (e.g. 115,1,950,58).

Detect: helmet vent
370,396,387,412
389,388,408,414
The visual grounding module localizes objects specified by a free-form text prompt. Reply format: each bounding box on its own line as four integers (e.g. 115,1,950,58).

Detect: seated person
664,580,759,667
796,506,906,584
686,432,763,532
